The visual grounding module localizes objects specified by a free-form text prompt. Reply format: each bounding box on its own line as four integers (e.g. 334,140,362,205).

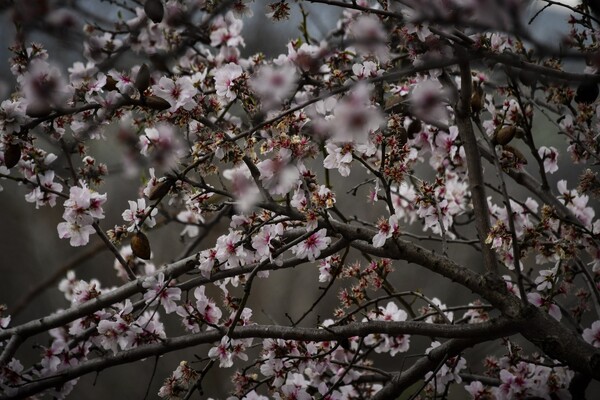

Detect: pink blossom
223,165,260,211
250,64,297,106
20,59,72,107
527,292,561,321
62,182,106,223
538,146,559,174
57,221,96,247
391,183,418,223
198,249,217,277
534,264,558,291
332,84,384,144
210,12,245,48
364,302,411,356
214,63,243,100
130,311,166,347
176,210,203,238
410,78,448,123
402,8,432,42
256,149,300,196
280,373,312,400
464,381,492,399
208,336,250,368
85,33,122,63
352,61,381,79
122,198,158,231
290,186,308,212
25,171,63,209
107,68,134,95
139,124,182,169
318,256,338,283
68,61,97,86
425,297,454,323
0,99,27,134
208,337,234,367
557,180,595,228
424,341,466,393
323,143,353,177
583,320,600,347
152,76,197,112
216,230,248,268
97,313,141,355
292,229,331,261
372,215,399,248
193,286,222,325
142,168,160,198
0,314,10,329
142,272,182,314
496,369,527,400
252,223,284,261
287,41,327,72
346,15,389,62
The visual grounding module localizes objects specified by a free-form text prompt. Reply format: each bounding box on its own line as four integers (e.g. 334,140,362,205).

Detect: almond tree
1,0,600,399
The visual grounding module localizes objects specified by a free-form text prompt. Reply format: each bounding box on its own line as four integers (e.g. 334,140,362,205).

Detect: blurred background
0,1,593,398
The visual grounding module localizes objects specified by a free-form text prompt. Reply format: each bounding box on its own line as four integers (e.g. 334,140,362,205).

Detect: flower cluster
2,0,600,399
57,183,106,246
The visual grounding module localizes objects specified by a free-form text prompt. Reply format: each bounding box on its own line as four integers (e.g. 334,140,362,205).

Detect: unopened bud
3,143,21,169
144,0,164,23
504,145,527,165
493,126,517,146
406,119,422,139
470,84,484,114
144,95,171,111
575,81,599,104
148,178,173,201
135,63,151,93
397,127,408,146
131,231,152,260
104,76,118,91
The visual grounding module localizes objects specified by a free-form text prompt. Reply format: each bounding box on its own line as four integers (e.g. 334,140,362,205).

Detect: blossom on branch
291,229,331,261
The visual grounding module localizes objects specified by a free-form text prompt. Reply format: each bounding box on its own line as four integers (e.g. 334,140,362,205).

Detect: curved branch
0,254,198,343
372,338,479,400
1,318,517,399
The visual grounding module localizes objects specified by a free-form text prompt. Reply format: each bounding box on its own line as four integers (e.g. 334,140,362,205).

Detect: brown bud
514,127,525,139
470,84,484,114
104,76,118,91
493,126,516,146
397,127,408,146
144,95,171,111
144,0,164,23
3,143,21,169
148,178,173,201
575,81,599,104
131,231,152,260
406,119,422,139
135,63,151,93
26,101,52,118
504,145,528,165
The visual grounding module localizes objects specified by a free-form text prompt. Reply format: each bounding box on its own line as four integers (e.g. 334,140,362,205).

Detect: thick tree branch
0,255,198,343
1,319,517,399
451,58,498,275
